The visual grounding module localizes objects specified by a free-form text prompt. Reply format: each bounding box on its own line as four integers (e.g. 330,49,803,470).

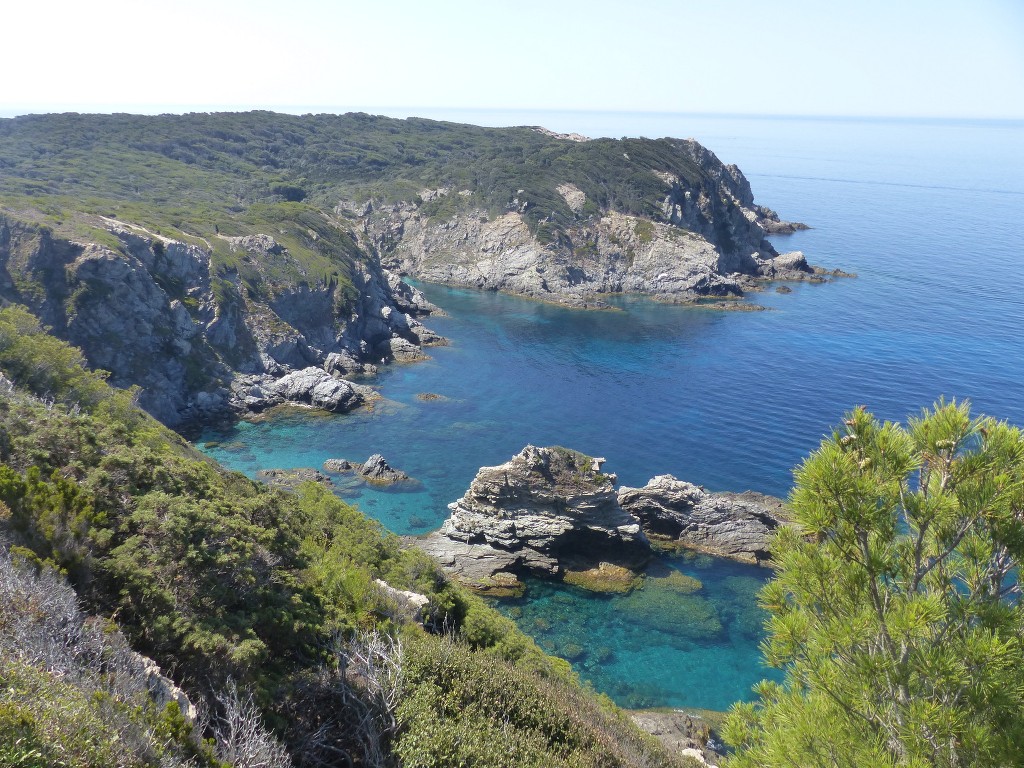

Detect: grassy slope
0,304,692,767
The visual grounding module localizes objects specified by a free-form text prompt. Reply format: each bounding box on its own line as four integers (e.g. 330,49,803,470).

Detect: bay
200,113,1024,710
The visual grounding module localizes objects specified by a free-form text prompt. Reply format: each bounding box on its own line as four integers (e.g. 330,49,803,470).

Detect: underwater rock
563,562,643,593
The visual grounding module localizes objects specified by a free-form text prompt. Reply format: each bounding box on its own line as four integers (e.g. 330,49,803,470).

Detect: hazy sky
3,0,1023,119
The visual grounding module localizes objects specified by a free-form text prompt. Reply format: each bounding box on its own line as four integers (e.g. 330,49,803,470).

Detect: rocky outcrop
630,711,722,767
358,139,821,307
0,215,443,428
359,454,411,484
126,651,198,723
418,449,788,594
322,454,415,485
618,476,787,565
417,446,651,594
231,367,374,413
373,579,430,625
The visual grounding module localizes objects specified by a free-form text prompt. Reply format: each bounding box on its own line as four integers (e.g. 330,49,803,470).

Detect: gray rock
322,454,415,486
417,446,650,593
271,367,364,412
0,215,443,429
359,453,411,484
617,475,787,565
375,336,426,363
373,579,430,624
323,458,353,473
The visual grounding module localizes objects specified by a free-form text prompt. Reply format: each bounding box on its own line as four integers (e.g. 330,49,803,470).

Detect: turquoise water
200,114,1024,710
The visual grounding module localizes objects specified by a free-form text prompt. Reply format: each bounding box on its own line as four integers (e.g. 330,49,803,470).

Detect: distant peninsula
0,111,828,429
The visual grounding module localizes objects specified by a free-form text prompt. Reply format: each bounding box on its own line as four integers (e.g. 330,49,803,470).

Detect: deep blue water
200,114,1024,711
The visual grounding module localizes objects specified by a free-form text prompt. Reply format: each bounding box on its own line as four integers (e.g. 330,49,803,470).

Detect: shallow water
200,114,1024,710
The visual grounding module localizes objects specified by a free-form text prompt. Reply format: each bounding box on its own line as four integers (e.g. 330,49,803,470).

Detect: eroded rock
416,446,650,594
618,475,787,565
322,454,415,486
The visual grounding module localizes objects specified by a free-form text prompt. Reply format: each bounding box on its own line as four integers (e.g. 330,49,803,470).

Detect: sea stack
417,445,651,595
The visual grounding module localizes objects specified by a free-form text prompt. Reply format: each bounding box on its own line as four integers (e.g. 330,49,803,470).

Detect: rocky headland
416,446,787,595
0,111,847,436
0,216,444,429
356,136,821,308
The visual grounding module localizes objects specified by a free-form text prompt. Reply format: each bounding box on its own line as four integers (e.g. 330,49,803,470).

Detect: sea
200,112,1024,711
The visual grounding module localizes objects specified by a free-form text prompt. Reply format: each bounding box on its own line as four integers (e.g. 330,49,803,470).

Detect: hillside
1,111,819,427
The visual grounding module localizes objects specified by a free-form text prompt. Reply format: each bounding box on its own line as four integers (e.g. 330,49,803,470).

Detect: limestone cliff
355,138,816,307
0,215,443,428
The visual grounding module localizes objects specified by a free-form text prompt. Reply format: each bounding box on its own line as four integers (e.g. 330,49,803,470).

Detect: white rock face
556,182,587,213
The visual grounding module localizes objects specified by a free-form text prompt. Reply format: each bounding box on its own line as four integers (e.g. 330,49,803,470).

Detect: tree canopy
725,401,1024,767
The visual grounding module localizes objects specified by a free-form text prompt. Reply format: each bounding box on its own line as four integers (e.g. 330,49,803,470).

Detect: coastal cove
199,114,1024,710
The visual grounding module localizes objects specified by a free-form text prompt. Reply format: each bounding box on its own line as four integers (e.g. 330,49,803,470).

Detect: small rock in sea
416,392,447,401
775,285,793,294
323,458,353,473
359,453,412,484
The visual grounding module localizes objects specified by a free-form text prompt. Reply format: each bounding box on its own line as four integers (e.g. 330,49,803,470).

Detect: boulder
271,367,364,412
373,579,430,624
617,475,787,565
359,453,411,484
375,336,426,363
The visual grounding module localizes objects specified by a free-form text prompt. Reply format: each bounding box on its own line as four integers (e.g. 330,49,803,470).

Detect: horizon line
2,104,1024,124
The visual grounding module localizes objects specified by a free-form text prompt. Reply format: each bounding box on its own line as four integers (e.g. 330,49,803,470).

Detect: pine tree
724,401,1024,767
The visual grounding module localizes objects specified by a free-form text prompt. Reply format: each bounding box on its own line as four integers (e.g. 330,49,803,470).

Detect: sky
2,0,1023,120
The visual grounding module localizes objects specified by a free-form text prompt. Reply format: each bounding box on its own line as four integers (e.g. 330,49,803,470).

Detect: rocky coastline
415,445,788,596
354,137,830,310
0,216,445,430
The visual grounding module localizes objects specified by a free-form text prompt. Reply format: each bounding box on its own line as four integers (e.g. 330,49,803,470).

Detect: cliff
358,137,816,307
0,214,443,428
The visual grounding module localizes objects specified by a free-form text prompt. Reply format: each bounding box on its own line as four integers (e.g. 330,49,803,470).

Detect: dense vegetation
0,110,712,280
0,304,690,767
725,402,1024,767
